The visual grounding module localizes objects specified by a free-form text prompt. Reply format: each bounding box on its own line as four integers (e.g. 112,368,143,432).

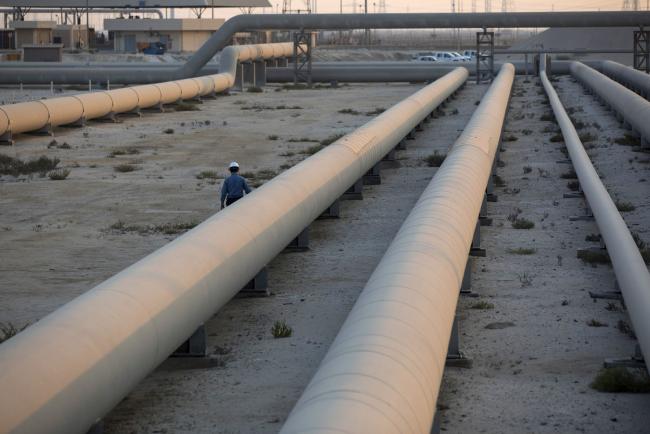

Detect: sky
23,0,644,31
236,0,639,15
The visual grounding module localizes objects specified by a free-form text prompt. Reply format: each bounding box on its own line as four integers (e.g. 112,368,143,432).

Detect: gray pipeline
0,60,606,86
0,11,648,84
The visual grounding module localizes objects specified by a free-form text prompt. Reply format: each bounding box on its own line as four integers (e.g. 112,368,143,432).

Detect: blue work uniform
221,173,251,206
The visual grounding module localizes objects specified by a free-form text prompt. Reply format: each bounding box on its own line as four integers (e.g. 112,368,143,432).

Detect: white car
463,50,477,59
433,51,464,62
414,55,438,62
450,52,471,61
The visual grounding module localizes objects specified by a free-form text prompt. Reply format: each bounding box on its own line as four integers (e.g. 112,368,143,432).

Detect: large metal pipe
0,8,164,18
263,60,605,83
280,63,514,434
0,68,468,434
1,11,648,84
570,61,650,145
600,60,650,99
0,58,600,86
541,57,650,368
0,42,294,141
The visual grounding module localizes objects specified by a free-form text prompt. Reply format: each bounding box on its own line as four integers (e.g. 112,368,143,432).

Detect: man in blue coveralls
220,161,251,209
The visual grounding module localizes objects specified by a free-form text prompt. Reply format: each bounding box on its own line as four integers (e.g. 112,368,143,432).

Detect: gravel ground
1,72,648,434
439,76,650,434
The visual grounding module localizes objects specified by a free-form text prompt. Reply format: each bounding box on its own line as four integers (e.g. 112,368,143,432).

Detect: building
105,18,224,53
11,20,54,47
0,0,270,9
53,24,90,49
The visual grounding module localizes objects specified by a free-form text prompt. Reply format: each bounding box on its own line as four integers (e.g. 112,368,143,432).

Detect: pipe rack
0,42,294,143
280,63,514,434
570,61,650,146
0,68,468,434
0,11,649,84
542,57,650,368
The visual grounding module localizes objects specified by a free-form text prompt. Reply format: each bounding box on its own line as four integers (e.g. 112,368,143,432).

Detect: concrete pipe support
570,61,650,146
543,58,650,368
0,68,468,434
280,63,515,434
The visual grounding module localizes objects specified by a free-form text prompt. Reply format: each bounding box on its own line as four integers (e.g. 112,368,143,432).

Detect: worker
220,161,251,209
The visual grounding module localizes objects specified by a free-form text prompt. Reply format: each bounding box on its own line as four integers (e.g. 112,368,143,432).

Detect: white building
104,18,224,53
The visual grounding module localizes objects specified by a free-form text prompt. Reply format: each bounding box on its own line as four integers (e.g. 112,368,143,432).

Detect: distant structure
485,0,492,13
622,0,640,10
282,0,311,14
104,17,224,52
501,0,514,12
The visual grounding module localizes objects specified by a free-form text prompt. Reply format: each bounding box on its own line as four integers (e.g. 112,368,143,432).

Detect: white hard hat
229,161,240,169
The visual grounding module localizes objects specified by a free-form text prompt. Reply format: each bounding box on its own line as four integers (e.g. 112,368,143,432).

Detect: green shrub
0,154,59,176
615,201,635,212
196,170,221,180
320,134,344,146
470,300,494,310
425,151,446,167
591,368,650,393
614,134,641,146
512,218,535,229
507,247,537,255
271,320,292,338
48,168,70,180
366,107,386,116
577,249,610,264
174,102,200,111
114,164,137,173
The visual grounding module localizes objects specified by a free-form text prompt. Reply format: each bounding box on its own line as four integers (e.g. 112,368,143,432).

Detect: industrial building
105,18,224,53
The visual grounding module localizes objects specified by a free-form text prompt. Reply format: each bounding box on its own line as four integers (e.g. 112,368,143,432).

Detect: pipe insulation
570,61,650,146
601,60,650,99
542,58,650,368
1,11,649,84
0,68,469,434
280,63,515,434
0,42,295,140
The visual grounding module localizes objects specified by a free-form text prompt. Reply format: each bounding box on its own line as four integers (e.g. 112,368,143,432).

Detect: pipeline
600,60,650,99
280,63,514,434
570,61,650,146
263,60,607,83
541,57,650,368
1,8,164,18
0,42,295,143
1,11,649,84
0,68,468,434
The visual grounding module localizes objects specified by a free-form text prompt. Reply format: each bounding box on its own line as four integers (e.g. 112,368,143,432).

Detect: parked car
463,50,477,59
143,42,166,55
433,51,464,62
413,55,438,62
450,52,471,61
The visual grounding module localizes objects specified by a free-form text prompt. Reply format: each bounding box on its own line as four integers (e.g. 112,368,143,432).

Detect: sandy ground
1,72,649,433
439,76,650,433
